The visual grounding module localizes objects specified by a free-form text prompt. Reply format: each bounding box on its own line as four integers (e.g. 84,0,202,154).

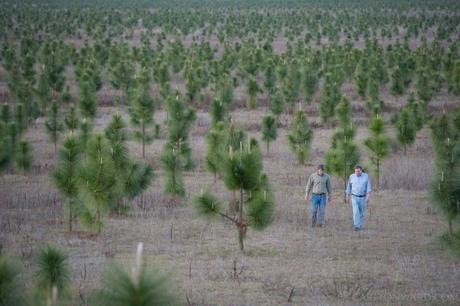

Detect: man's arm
305,175,313,201
345,175,352,203
365,174,372,203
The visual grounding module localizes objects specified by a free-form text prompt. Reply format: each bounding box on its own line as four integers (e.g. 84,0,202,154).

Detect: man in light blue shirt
345,165,372,231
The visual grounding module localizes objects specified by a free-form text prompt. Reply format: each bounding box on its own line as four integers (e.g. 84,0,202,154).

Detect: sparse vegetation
1,0,460,304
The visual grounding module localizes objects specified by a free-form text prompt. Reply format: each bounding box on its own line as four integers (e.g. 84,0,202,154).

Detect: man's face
317,168,324,176
355,168,362,176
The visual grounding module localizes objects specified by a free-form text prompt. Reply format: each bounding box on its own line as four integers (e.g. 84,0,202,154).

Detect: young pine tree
392,107,416,155
78,81,98,120
78,134,116,233
105,114,154,213
287,108,313,165
355,58,369,99
52,136,81,232
246,74,260,109
15,140,33,174
45,101,64,155
165,95,196,170
195,139,274,251
0,255,24,306
161,146,185,197
64,105,79,134
205,122,228,182
303,66,319,104
430,112,460,239
97,243,178,306
319,75,340,126
210,98,228,127
325,96,360,198
128,84,155,158
78,118,93,153
364,115,390,190
270,89,285,122
36,244,70,306
261,115,277,154
0,121,13,175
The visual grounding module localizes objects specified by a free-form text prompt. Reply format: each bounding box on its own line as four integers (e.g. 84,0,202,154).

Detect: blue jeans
351,196,366,229
311,194,327,225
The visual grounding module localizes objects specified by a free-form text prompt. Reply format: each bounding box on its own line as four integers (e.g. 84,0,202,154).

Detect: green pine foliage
161,146,185,197
165,95,196,171
15,103,26,136
319,73,341,125
364,115,390,190
302,66,319,104
36,244,70,305
210,98,228,127
325,96,360,193
105,113,154,213
392,107,417,155
448,60,460,96
227,121,247,152
355,57,368,99
287,108,313,165
45,101,64,155
64,105,79,134
205,122,228,182
78,118,93,153
246,74,260,109
430,112,460,239
270,89,284,121
15,140,33,173
78,81,98,120
0,255,24,306
195,138,274,251
0,121,13,175
97,244,178,306
78,134,116,233
109,58,135,101
51,136,82,232
1,104,11,124
128,83,156,158
261,115,277,154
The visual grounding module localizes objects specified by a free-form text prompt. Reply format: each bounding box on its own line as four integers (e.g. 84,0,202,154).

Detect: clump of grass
439,230,460,257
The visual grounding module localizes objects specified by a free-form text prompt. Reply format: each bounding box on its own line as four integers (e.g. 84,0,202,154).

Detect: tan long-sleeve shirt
305,173,332,196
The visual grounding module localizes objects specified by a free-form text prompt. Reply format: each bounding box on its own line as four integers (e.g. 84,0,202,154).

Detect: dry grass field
1,97,460,305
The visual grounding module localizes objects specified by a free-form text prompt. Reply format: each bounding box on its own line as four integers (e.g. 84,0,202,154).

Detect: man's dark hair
317,164,324,170
354,165,363,170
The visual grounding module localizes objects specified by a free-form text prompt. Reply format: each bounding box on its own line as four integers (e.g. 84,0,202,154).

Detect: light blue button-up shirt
346,172,372,196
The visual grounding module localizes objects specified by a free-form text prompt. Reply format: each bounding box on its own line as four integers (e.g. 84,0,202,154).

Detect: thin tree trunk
238,187,244,251
96,208,101,234
376,159,380,191
448,219,453,239
68,203,72,232
142,121,145,158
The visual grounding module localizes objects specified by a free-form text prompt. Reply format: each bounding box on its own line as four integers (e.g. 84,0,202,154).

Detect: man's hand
344,196,348,204
304,195,309,202
365,197,370,204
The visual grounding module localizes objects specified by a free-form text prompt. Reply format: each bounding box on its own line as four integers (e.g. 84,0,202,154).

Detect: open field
1,105,460,305
1,0,460,305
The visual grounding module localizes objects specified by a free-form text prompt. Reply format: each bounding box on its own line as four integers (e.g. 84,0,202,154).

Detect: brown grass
0,102,459,305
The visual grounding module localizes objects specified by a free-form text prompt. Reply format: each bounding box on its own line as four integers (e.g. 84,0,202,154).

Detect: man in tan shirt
305,164,332,227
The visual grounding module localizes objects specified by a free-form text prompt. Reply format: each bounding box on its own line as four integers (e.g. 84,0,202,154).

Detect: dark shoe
318,224,324,228
311,222,316,228
354,227,360,231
